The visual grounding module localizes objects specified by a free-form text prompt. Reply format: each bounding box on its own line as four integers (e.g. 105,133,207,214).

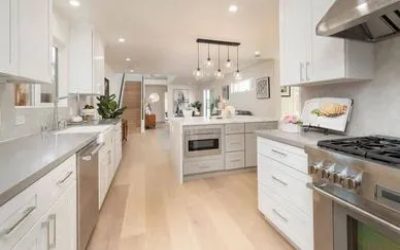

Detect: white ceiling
54,0,278,83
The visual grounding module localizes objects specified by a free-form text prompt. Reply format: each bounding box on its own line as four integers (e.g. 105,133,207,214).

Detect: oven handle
309,183,400,235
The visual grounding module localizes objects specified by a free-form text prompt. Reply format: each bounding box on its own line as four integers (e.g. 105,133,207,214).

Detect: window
203,89,211,118
230,79,251,94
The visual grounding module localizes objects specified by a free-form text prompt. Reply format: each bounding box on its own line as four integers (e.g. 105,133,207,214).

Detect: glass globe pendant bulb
215,69,224,79
193,67,203,80
234,70,242,81
206,58,214,68
226,59,232,68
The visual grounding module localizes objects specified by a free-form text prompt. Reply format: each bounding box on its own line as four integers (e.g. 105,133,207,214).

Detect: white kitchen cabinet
69,24,105,95
257,137,313,250
279,0,374,86
18,0,52,84
0,0,17,76
11,218,47,250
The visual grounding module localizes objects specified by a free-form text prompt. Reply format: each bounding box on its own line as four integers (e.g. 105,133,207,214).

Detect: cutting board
301,97,353,132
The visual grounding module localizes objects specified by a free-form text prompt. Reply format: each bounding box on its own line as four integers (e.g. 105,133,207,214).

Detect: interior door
122,82,142,130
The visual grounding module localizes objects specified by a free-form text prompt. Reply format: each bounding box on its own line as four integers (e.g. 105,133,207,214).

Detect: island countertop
171,116,278,127
255,129,345,149
0,132,98,206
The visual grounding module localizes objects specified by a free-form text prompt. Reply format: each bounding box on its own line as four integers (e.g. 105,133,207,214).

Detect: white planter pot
280,123,300,133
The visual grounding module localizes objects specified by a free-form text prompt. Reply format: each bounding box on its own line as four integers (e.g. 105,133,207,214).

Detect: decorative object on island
96,94,127,119
222,85,230,100
256,77,271,99
281,86,291,97
193,38,241,81
82,104,97,121
173,89,190,117
280,114,302,133
145,92,160,115
145,114,156,129
190,101,202,116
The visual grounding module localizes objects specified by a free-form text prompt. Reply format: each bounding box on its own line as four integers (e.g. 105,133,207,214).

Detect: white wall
199,60,281,119
144,85,167,122
301,36,400,136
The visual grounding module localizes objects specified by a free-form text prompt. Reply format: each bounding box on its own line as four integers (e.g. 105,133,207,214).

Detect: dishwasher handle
90,143,104,156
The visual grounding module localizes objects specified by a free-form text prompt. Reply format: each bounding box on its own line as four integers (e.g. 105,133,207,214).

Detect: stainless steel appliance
184,126,223,158
317,0,400,42
306,136,400,250
77,141,103,250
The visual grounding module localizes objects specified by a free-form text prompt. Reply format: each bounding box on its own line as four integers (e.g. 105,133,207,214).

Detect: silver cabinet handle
271,149,287,157
272,209,288,223
300,62,304,82
306,61,310,81
272,175,288,186
57,171,73,185
1,206,36,236
82,155,92,161
48,214,56,249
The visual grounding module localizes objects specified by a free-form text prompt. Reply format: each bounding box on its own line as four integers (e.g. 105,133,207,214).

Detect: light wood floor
88,128,294,250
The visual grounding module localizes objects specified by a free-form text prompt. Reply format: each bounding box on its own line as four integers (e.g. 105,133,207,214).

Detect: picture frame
256,77,270,99
222,85,230,100
281,86,291,97
173,89,190,117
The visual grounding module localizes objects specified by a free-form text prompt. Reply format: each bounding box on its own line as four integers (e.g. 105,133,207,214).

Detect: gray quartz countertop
255,129,345,149
68,118,121,127
0,132,97,206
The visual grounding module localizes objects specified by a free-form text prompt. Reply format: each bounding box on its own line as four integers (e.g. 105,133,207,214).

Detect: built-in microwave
184,126,222,158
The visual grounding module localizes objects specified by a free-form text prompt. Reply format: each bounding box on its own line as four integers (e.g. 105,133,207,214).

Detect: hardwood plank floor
88,127,294,250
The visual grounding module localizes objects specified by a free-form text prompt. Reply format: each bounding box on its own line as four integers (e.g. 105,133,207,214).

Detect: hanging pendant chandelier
234,46,242,81
193,38,241,81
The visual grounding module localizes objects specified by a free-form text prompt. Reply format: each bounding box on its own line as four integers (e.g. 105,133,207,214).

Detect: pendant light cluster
193,38,241,81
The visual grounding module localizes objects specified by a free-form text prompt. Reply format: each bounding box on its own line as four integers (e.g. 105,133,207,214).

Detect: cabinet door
0,0,17,75
92,32,105,95
12,220,47,250
310,0,345,82
279,0,311,86
245,133,257,167
18,0,51,83
46,184,77,250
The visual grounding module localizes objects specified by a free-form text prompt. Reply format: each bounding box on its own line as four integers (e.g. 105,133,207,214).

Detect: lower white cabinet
99,122,123,208
1,155,77,250
257,137,313,250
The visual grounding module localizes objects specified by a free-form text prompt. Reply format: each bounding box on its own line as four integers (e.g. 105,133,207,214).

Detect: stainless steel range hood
317,0,400,42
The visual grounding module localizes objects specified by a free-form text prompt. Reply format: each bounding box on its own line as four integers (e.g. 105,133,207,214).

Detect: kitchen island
170,116,278,183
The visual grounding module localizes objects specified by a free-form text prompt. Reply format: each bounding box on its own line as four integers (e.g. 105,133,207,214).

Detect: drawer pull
230,159,242,163
1,206,36,236
272,176,288,186
57,171,73,185
48,214,57,248
272,209,288,223
271,149,287,157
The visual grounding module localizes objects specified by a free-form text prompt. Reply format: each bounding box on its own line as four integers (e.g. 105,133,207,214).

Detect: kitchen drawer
261,191,313,250
258,154,312,216
0,155,76,249
184,159,224,175
257,138,308,174
225,151,244,170
225,124,244,134
226,134,244,152
245,122,277,133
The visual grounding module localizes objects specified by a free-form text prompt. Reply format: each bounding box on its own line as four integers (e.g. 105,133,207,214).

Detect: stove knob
308,161,324,174
321,163,335,179
342,175,362,190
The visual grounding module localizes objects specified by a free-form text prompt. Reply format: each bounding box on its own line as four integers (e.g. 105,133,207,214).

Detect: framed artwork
222,85,230,100
173,89,190,117
281,86,291,97
256,77,270,99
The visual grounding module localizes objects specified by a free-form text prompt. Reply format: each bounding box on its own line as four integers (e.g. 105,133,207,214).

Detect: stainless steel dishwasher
77,140,103,250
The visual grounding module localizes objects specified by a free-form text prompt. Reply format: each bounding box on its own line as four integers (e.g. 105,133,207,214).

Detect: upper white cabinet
0,0,52,83
69,24,105,95
18,0,52,84
0,0,18,76
279,0,374,86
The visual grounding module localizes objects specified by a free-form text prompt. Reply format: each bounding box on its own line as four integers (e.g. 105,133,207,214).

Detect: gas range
306,136,400,250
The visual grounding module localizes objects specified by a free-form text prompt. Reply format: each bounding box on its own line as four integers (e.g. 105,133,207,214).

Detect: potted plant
96,94,127,119
280,115,302,133
190,101,202,116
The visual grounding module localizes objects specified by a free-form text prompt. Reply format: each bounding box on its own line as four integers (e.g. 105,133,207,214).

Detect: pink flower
282,115,299,124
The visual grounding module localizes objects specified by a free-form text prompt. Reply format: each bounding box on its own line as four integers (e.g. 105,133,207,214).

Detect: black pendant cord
207,44,211,61
197,43,200,70
227,46,230,62
236,46,240,72
218,45,221,70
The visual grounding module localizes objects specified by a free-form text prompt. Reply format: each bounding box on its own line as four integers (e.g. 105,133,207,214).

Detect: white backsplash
301,36,400,137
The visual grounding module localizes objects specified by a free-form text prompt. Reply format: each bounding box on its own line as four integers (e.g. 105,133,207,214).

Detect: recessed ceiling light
125,57,131,62
229,4,238,13
129,69,134,73
69,0,81,7
118,37,126,43
254,51,261,57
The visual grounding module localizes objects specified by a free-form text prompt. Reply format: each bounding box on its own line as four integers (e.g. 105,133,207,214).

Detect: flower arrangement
280,115,302,133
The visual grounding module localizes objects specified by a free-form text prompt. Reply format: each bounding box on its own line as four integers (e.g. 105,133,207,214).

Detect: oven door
184,134,221,158
311,183,400,250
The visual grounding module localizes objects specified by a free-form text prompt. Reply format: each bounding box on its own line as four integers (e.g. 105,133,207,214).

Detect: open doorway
144,84,168,129
122,81,142,132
